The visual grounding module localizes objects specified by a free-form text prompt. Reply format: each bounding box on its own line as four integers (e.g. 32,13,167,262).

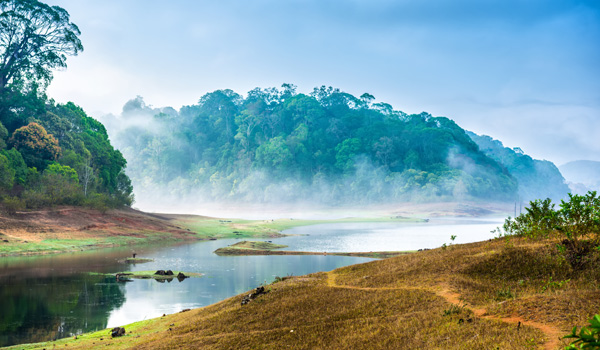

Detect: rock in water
166,270,174,275
155,270,166,275
177,272,187,281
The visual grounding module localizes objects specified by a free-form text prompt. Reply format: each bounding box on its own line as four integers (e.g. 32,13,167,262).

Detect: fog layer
100,86,569,213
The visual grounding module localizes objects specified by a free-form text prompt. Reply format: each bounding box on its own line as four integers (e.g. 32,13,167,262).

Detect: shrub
2,196,25,214
564,314,600,349
560,192,600,242
84,193,111,213
22,190,50,209
503,192,600,271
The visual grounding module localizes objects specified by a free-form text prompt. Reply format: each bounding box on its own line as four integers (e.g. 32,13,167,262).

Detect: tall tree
0,0,82,91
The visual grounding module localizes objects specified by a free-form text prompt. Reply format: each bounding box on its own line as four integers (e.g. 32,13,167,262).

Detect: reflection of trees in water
0,274,126,347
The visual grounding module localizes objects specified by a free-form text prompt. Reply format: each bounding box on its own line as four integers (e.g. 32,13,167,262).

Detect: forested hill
467,132,569,201
104,85,531,206
0,94,134,210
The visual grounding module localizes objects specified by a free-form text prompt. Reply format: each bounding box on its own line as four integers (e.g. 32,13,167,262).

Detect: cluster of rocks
155,270,187,281
241,286,268,306
155,269,174,276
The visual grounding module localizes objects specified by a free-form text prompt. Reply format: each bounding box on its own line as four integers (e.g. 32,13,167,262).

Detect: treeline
0,89,133,211
107,85,523,205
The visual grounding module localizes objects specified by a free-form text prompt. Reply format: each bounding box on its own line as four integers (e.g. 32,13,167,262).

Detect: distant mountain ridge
559,160,600,194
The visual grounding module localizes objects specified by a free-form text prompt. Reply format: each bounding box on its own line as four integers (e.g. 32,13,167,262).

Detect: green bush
564,314,600,350
504,191,600,242
503,191,600,271
22,190,51,209
2,196,25,214
560,192,600,242
84,193,111,213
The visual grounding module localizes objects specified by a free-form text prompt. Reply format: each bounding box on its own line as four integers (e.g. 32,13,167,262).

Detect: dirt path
437,284,563,350
326,271,563,350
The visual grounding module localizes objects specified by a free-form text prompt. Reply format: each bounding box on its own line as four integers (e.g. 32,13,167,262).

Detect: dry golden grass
7,236,598,350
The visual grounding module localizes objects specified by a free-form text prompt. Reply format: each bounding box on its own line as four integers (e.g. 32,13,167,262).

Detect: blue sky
45,0,600,165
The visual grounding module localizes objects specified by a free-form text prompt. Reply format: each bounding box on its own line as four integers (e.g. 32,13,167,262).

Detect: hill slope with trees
0,0,133,210
105,85,566,206
467,132,569,202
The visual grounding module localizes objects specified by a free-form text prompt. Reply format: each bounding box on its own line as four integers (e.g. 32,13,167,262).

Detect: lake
0,217,502,347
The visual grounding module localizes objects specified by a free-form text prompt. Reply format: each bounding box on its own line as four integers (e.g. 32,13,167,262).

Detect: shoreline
0,206,426,257
215,249,414,259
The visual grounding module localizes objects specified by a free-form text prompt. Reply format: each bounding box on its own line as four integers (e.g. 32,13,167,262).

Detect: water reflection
0,240,371,347
0,273,126,347
106,240,371,327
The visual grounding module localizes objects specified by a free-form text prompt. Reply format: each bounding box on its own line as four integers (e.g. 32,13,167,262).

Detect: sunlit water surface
0,217,502,346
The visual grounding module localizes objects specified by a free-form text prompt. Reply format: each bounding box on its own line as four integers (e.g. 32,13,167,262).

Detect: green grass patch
0,232,184,257
229,240,287,250
173,215,424,240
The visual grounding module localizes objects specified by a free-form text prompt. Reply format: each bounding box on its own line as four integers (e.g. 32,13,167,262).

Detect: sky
44,0,600,166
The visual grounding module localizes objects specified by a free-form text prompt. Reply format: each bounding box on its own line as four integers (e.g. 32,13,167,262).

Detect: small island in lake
214,240,411,259
92,270,202,281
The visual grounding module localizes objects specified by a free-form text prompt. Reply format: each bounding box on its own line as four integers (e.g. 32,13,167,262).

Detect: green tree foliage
0,0,83,91
0,119,8,149
0,86,132,209
0,152,14,193
9,121,59,169
113,85,523,204
504,192,600,241
564,314,600,350
503,191,600,270
0,147,26,184
0,0,132,210
44,163,77,183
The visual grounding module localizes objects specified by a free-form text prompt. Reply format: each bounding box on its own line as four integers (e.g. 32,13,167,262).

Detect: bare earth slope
0,206,195,256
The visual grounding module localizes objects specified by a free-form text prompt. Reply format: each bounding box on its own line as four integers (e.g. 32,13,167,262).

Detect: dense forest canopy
102,84,564,207
0,0,132,210
0,95,134,209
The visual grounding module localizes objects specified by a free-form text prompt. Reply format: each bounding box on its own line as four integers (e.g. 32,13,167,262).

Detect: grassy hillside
7,235,598,349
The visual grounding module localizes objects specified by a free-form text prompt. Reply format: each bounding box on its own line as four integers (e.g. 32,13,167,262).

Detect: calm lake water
0,217,502,347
